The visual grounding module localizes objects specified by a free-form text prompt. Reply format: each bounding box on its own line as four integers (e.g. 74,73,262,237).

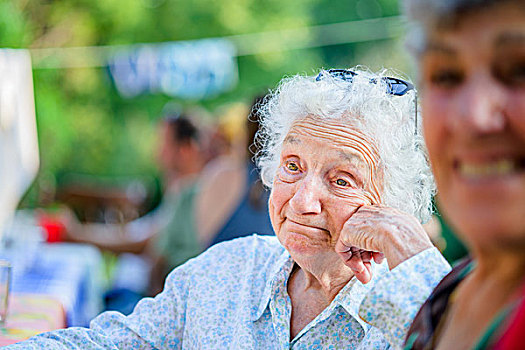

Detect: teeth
459,159,518,178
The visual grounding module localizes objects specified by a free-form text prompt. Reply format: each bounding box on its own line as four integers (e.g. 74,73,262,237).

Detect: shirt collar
251,249,294,321
251,251,390,329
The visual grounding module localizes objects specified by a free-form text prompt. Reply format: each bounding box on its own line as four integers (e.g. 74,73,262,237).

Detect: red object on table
0,293,66,346
38,215,66,243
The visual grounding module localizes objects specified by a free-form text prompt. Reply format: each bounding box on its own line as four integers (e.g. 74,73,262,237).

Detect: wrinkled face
420,3,525,250
269,116,383,260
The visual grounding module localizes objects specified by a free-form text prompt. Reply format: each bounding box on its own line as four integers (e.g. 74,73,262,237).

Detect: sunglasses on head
315,69,415,96
315,69,418,133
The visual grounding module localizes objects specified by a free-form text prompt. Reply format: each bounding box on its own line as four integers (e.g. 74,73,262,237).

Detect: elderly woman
7,69,450,349
399,0,525,349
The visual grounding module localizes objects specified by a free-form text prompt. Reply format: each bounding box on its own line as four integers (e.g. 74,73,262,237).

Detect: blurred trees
0,0,405,207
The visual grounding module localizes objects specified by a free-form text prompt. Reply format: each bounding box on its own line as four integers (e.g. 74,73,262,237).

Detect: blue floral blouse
7,235,450,349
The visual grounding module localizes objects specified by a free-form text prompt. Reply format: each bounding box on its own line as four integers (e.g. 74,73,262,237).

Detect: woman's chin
279,231,333,257
441,197,525,250
453,218,525,253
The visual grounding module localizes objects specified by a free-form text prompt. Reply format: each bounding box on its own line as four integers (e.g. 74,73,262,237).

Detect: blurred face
269,117,383,261
157,122,182,173
420,3,525,250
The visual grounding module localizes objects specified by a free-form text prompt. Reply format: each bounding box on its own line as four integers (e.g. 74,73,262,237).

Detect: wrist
383,234,433,270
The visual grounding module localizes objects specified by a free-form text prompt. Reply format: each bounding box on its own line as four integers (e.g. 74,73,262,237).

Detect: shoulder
199,156,245,185
197,158,245,201
162,235,285,319
170,235,284,279
191,235,283,270
195,156,247,244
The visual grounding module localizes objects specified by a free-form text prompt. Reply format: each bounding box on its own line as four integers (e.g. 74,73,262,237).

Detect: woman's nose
289,175,322,215
453,74,507,134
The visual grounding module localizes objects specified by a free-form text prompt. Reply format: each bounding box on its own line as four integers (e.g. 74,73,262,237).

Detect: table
2,242,105,327
0,293,66,346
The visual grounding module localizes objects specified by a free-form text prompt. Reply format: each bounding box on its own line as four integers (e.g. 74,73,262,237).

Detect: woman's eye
496,62,525,87
510,64,525,85
429,69,464,89
286,162,299,172
335,179,348,187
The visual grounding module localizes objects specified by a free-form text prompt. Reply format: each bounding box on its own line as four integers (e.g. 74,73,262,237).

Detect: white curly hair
255,67,435,223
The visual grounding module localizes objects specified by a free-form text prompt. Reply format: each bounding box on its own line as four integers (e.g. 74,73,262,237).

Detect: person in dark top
196,96,274,247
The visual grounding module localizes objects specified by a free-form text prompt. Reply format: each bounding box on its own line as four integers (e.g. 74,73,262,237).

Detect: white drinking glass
0,259,11,326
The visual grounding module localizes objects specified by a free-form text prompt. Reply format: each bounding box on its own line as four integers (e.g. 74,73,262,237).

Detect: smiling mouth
455,158,525,180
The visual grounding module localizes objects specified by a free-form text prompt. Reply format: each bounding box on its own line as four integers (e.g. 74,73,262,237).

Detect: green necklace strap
473,297,523,350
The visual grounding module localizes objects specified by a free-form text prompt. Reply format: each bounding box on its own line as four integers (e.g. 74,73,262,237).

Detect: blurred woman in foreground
402,0,525,348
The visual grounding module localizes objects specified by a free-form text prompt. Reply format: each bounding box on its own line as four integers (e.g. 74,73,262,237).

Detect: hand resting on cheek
335,205,433,284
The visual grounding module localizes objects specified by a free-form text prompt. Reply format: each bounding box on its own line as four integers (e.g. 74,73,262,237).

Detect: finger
335,238,354,263
347,248,373,284
341,207,383,252
358,250,373,284
360,260,373,284
372,252,385,264
349,204,382,218
345,247,364,272
337,249,353,263
361,250,372,263
354,261,372,284
335,238,352,254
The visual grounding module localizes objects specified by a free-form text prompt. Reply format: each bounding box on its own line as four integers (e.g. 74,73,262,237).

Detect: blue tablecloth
4,243,104,327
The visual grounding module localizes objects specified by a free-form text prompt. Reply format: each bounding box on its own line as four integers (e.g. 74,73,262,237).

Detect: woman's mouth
285,218,329,234
454,157,525,180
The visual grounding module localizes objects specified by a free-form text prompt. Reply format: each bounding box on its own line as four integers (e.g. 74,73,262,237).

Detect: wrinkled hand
335,205,433,284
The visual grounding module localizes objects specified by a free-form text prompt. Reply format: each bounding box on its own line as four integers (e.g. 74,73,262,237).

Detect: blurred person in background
401,0,525,348
201,103,247,163
147,113,206,293
65,113,205,296
5,68,450,349
196,96,274,248
420,199,468,264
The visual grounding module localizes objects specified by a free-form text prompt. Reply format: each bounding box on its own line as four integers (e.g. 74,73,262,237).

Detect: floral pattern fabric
6,235,450,350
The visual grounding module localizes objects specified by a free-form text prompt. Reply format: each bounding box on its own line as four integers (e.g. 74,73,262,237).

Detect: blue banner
109,39,238,99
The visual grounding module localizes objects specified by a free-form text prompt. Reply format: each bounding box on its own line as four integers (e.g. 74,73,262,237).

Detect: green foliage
0,1,30,47
2,0,405,207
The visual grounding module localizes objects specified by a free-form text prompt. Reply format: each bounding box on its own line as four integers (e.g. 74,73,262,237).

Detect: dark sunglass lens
327,69,356,82
317,71,413,96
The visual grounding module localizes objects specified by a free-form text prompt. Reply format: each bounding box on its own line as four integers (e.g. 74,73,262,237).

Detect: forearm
68,223,152,254
3,327,122,349
4,264,190,349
